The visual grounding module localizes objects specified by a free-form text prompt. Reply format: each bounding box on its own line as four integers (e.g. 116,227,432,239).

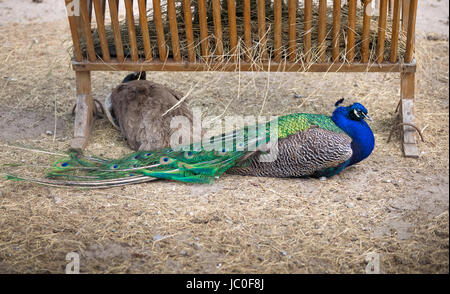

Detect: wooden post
71,71,94,151
400,0,418,157
400,72,418,157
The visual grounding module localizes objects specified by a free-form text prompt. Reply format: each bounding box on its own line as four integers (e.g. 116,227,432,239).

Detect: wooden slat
93,0,111,62
304,0,312,62
125,0,138,62
168,0,181,61
257,0,267,61
227,0,238,61
273,0,282,62
243,0,252,61
101,0,106,22
73,59,413,73
404,0,418,63
197,0,209,60
88,0,93,24
152,0,167,61
288,0,296,62
376,0,388,62
361,0,371,63
108,0,124,62
332,0,341,62
80,0,97,62
138,0,152,61
390,0,401,62
346,0,356,62
183,0,195,62
211,0,224,57
318,0,327,62
65,0,83,61
402,0,410,31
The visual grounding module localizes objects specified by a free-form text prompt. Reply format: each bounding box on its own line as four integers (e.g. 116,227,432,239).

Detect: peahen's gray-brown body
110,79,193,151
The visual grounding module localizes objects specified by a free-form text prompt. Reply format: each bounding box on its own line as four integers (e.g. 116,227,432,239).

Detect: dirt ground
0,0,448,274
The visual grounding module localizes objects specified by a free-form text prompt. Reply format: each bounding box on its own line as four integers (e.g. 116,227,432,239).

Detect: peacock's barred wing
8,113,343,187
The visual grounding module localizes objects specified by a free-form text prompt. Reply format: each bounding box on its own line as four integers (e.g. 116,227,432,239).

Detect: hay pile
83,0,407,64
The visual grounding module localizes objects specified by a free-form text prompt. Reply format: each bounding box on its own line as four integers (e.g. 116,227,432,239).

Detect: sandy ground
0,0,448,273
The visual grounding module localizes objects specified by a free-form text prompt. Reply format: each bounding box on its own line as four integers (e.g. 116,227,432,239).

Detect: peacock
7,99,374,188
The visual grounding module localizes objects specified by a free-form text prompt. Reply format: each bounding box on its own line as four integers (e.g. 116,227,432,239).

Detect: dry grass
0,18,448,273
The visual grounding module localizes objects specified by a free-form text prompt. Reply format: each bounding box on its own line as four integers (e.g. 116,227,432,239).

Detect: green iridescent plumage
277,113,344,139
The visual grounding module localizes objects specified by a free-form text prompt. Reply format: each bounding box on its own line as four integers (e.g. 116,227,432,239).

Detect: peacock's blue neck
332,110,375,166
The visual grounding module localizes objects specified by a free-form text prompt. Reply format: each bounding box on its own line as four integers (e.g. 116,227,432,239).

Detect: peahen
104,71,194,151
7,99,374,188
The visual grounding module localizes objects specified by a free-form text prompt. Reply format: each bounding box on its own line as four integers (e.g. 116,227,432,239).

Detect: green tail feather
5,175,24,182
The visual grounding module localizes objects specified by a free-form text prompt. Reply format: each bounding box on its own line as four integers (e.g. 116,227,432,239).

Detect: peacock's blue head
333,99,372,122
332,99,375,166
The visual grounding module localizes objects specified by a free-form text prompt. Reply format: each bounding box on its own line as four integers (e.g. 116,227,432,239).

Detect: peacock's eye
61,162,69,167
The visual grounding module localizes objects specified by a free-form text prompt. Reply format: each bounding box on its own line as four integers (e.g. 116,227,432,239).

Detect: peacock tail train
6,113,350,188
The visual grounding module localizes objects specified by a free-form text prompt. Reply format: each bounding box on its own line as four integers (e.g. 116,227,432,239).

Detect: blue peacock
7,99,374,188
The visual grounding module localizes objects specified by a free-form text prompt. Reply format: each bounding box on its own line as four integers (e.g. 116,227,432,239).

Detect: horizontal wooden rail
72,59,416,73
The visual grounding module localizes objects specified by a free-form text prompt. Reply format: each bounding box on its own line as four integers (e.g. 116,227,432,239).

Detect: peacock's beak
363,113,373,122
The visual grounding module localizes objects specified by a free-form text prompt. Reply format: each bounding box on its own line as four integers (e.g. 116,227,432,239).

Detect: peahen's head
333,99,372,122
121,71,146,83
